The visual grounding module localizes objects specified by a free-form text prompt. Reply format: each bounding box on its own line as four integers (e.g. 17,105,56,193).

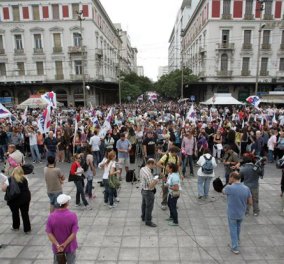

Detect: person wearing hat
46,194,79,263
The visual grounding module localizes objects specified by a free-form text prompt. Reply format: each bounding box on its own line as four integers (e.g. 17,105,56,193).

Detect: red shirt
70,161,80,175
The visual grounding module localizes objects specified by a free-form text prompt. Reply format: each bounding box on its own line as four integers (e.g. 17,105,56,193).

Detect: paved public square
0,159,284,264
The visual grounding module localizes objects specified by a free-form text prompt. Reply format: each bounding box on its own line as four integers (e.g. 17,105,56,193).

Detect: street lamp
180,30,184,99
77,10,86,107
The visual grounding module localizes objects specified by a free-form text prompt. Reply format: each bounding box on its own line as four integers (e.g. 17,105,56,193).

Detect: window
73,33,82,47
34,34,42,49
62,5,69,18
74,60,82,75
32,5,40,21
17,62,25,76
223,0,231,15
52,4,59,20
263,30,270,45
281,31,284,45
0,63,6,76
245,0,253,15
0,35,4,50
280,58,284,71
222,30,230,46
53,33,61,48
264,1,272,15
244,30,251,44
55,61,63,77
12,5,20,22
15,35,23,50
72,4,80,19
221,54,228,71
242,57,250,71
260,58,268,73
36,62,44,75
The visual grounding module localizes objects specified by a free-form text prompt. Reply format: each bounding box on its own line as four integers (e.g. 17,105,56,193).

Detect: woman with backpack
196,149,217,200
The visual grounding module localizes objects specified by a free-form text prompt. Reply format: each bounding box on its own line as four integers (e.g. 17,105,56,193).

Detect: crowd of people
1,100,284,261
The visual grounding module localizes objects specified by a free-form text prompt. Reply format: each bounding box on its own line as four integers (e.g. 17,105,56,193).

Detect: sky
101,0,183,81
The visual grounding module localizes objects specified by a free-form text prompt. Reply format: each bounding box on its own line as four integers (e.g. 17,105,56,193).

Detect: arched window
221,54,228,72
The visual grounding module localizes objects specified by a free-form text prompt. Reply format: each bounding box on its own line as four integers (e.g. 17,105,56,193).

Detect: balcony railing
241,70,251,76
95,48,103,57
222,14,232,20
216,43,235,50
68,46,87,54
33,48,44,54
14,49,24,55
263,14,273,20
217,70,233,77
262,43,271,50
0,48,5,55
242,43,252,50
70,74,89,80
53,47,63,53
260,70,269,76
244,14,254,20
55,74,64,80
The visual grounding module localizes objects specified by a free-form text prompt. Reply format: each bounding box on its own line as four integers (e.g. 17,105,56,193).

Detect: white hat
57,194,71,206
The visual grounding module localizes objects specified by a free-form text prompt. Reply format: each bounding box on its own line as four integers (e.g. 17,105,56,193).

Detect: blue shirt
116,139,131,159
223,183,251,220
167,172,180,194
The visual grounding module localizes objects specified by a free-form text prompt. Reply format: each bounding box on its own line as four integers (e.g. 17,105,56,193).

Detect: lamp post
78,10,86,107
255,0,266,95
180,30,184,99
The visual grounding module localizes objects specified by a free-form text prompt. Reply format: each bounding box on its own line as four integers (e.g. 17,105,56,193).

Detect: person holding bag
1,166,31,234
165,162,181,226
68,154,91,210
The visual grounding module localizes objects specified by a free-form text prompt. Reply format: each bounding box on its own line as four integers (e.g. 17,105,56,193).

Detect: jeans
103,179,115,205
224,171,230,184
30,144,41,162
85,180,93,197
9,200,31,233
161,184,168,206
228,217,242,251
168,194,179,224
246,186,259,214
92,151,101,167
182,155,194,176
74,180,88,206
53,252,76,264
268,150,274,162
197,176,212,197
141,190,155,224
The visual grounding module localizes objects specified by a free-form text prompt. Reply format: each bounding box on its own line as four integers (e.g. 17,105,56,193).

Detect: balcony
97,75,104,81
222,14,232,20
263,14,273,20
216,43,235,50
217,70,233,77
261,43,271,50
276,71,284,78
14,49,24,55
70,74,89,81
199,71,206,78
53,47,63,53
33,48,44,54
241,70,251,76
0,48,5,55
68,46,87,54
55,74,64,80
260,70,269,76
244,14,254,20
95,48,103,57
242,43,252,50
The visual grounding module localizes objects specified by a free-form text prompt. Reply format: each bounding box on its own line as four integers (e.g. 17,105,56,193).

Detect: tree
155,68,198,98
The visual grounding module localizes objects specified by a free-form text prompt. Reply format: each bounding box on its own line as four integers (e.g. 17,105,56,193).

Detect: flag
272,114,277,123
0,103,11,118
92,116,100,126
37,106,51,133
246,96,261,108
186,104,196,121
99,107,114,137
41,91,57,108
22,106,28,124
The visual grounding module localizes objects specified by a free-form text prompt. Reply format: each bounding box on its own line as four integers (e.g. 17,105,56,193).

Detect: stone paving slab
0,160,284,263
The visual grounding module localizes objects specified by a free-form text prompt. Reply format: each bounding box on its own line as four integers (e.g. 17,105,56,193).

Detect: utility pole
78,10,86,107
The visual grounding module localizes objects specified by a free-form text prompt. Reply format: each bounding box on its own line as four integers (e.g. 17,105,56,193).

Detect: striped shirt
140,166,154,190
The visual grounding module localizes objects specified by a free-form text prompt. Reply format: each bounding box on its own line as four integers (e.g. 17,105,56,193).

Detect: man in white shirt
26,126,41,163
89,130,101,167
267,129,278,163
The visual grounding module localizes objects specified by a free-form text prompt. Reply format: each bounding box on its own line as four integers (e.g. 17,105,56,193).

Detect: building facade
137,66,144,77
181,0,284,102
0,0,133,106
157,66,169,80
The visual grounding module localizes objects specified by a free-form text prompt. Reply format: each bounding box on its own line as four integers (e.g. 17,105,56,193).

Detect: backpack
201,155,214,174
213,177,224,192
80,156,89,172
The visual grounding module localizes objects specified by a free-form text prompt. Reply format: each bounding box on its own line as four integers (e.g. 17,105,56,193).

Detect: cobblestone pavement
0,159,284,264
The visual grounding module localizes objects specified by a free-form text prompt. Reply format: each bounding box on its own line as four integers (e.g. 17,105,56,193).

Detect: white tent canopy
201,93,243,105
